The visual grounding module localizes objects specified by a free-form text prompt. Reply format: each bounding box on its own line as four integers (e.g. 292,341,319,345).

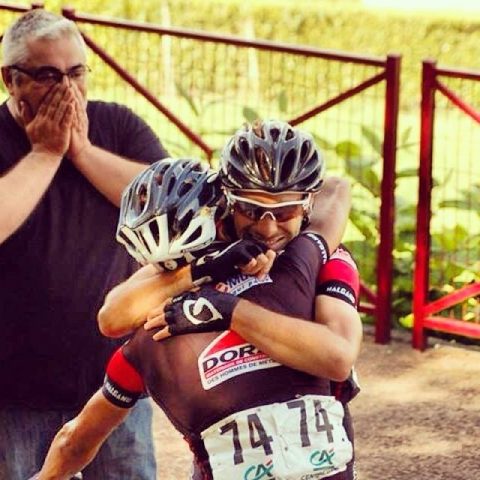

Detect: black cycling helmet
117,158,225,270
220,119,325,193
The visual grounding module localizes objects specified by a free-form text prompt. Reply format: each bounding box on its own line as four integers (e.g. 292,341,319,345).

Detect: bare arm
308,176,351,254
98,264,194,338
0,82,74,244
230,296,362,380
0,152,61,244
37,391,129,480
99,240,277,338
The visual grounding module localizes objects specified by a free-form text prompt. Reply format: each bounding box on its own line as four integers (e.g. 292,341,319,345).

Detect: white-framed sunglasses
226,191,312,222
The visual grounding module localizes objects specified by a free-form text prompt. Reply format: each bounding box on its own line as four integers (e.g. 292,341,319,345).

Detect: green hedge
164,1,480,109
44,0,480,109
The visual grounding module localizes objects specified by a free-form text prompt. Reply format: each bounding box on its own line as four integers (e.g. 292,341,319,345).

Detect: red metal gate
0,2,401,344
413,60,480,350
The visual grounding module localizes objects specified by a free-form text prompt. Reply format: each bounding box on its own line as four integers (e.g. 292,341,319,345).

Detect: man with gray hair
0,8,168,480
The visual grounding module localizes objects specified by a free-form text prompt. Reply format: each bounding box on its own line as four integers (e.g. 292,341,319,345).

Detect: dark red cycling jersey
103,233,359,480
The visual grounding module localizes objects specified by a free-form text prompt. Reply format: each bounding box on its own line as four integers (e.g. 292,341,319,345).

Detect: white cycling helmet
117,158,225,271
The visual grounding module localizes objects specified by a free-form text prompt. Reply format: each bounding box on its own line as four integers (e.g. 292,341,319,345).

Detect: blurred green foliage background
1,0,478,327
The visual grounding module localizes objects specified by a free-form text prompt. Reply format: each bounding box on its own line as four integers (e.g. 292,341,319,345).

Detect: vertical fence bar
375,54,401,344
412,60,436,350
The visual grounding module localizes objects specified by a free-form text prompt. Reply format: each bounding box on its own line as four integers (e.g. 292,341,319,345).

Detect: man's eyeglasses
9,64,91,86
226,191,311,223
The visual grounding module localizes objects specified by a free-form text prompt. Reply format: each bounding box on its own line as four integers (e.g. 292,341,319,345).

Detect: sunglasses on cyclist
226,192,311,222
9,64,91,86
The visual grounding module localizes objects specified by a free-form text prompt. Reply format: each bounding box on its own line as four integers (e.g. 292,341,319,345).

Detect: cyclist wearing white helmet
36,121,361,480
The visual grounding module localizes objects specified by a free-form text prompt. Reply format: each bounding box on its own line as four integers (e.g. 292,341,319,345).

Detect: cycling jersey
103,234,360,479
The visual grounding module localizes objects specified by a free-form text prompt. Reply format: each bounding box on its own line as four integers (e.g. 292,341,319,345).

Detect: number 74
220,399,335,465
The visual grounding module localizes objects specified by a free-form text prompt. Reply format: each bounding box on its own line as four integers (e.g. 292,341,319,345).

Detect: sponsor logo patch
198,330,280,390
216,273,272,296
182,297,223,325
325,284,356,305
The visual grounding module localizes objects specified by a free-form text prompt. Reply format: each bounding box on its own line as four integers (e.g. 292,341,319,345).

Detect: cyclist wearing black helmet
102,122,360,456
145,120,362,479
149,121,361,375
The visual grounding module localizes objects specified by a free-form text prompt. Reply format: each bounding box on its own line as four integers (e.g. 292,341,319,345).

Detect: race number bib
201,395,353,480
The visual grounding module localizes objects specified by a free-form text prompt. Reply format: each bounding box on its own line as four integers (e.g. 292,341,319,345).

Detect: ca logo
183,298,222,325
310,449,335,469
244,460,275,480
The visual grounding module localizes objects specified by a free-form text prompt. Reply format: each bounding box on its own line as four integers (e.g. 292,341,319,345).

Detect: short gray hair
2,9,87,66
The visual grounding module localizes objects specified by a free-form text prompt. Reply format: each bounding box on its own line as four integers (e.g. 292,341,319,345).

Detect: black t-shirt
0,100,168,409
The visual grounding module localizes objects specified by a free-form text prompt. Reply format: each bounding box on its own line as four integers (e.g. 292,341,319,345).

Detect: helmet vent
138,184,148,210
254,147,271,182
178,209,194,234
198,186,211,206
303,171,321,190
167,208,178,231
178,182,193,197
154,173,164,186
300,140,311,161
238,138,250,158
185,225,202,245
285,128,295,141
270,127,280,143
166,176,176,195
148,219,160,245
281,149,296,182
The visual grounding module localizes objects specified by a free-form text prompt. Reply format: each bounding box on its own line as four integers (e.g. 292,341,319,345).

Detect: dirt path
152,331,480,479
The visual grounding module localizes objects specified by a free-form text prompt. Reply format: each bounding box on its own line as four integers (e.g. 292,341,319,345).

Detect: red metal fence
413,60,480,350
0,2,401,344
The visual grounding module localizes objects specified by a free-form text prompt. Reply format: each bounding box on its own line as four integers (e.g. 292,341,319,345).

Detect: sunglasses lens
233,201,303,222
232,202,258,220
271,205,303,221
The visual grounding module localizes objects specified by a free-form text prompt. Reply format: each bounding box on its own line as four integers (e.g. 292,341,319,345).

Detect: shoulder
328,245,358,271
279,232,329,271
86,101,167,161
317,244,359,290
103,346,145,408
105,345,144,392
0,101,11,123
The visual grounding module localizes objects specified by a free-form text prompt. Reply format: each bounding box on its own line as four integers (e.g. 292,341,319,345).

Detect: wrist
190,261,212,286
172,265,195,292
68,141,93,163
29,149,63,167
